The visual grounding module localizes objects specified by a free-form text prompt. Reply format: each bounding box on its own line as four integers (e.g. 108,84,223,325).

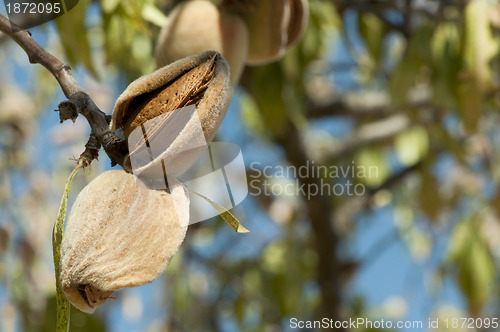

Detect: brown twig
0,14,129,169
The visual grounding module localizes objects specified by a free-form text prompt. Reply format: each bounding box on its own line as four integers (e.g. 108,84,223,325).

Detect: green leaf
142,3,168,27
389,25,434,105
52,163,83,332
358,13,384,64
250,64,288,139
418,162,442,221
355,147,389,187
240,92,266,137
395,126,429,166
458,0,500,132
190,191,250,233
101,0,120,13
463,0,498,87
447,218,496,316
54,0,98,78
430,22,461,108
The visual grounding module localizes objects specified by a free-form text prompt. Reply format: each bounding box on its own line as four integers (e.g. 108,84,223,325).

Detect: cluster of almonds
60,51,233,313
155,0,309,83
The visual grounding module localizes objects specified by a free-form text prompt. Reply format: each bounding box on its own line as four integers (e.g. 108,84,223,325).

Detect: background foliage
1,0,500,331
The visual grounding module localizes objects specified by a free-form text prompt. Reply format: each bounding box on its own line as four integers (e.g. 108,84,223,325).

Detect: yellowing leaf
463,0,499,86
395,126,429,166
458,0,500,132
447,218,496,316
142,3,168,27
355,147,389,187
101,0,120,13
54,0,98,78
190,191,249,233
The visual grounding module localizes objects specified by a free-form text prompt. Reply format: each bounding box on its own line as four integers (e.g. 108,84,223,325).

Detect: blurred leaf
234,295,245,323
240,92,266,137
248,64,288,138
300,1,341,60
358,13,384,65
54,0,98,78
463,0,498,87
389,25,434,105
448,218,496,316
101,0,120,13
458,0,500,132
431,22,461,108
404,227,432,262
142,2,168,27
418,163,441,221
101,1,154,76
395,126,429,166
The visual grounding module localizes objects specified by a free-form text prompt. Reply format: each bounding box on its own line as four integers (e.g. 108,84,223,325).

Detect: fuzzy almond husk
111,51,233,176
60,170,189,313
243,0,291,65
155,0,248,84
111,51,232,141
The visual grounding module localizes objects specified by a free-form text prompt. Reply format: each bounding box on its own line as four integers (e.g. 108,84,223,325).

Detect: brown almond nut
242,0,291,65
155,0,248,84
60,170,189,313
286,0,309,49
112,51,232,141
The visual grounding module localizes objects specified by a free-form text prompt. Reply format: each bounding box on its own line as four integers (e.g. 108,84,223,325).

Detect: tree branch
0,14,128,169
318,114,411,162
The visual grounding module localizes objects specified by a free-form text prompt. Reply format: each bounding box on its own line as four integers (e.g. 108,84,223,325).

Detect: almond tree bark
0,14,128,168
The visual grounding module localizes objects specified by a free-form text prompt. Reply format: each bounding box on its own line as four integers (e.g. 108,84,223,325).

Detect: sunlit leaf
355,147,389,187
101,0,120,13
395,126,429,166
358,13,384,64
142,3,168,27
431,22,461,108
54,0,98,78
458,0,500,132
389,25,434,105
190,191,250,233
447,218,496,316
52,163,83,332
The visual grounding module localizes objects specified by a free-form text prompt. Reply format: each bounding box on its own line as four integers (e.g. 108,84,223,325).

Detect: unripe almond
111,51,233,176
243,0,290,65
112,51,232,143
60,170,189,313
239,0,309,65
155,0,248,84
